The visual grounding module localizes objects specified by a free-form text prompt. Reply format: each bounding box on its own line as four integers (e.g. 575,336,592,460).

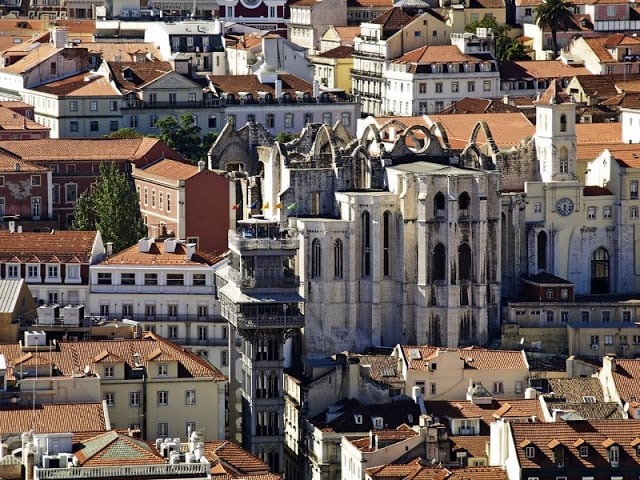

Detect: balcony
35,463,209,480
226,268,300,289
88,313,224,324
90,284,214,295
232,312,304,330
228,230,298,252
350,69,383,78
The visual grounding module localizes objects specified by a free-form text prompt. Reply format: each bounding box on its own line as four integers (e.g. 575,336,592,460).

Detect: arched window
559,146,568,173
537,231,547,271
362,211,371,277
433,243,446,281
458,243,472,282
334,239,343,278
311,238,321,278
383,211,391,276
560,114,567,132
434,192,445,217
459,191,470,216
591,247,610,294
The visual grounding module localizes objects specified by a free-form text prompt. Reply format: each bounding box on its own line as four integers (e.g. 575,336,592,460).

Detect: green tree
156,114,205,162
274,131,299,143
105,127,142,139
72,163,146,253
535,0,575,58
465,17,529,61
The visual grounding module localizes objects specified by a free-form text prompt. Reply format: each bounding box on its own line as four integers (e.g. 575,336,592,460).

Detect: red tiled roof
0,230,99,263
611,359,640,402
99,240,222,266
204,440,276,477
500,60,590,79
536,79,572,105
401,345,528,371
392,45,485,64
0,149,47,172
140,158,200,181
370,7,415,30
0,402,107,435
106,61,173,93
317,45,354,59
583,185,613,196
33,72,120,97
208,73,312,97
74,431,165,466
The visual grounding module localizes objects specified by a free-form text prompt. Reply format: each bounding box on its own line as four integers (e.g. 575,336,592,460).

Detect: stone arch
460,143,483,169
429,122,451,149
352,145,372,189
379,118,408,141
468,120,500,156
400,124,433,154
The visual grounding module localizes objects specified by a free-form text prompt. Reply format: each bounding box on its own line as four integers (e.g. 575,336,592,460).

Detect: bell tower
534,80,577,183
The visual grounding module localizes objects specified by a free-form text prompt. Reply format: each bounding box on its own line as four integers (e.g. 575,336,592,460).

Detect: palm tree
535,0,576,58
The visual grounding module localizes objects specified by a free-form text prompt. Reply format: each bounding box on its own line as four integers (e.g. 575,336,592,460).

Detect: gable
144,70,202,91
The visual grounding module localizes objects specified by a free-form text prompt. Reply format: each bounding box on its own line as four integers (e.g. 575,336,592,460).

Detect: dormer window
372,416,384,429
354,414,363,424
448,63,459,73
525,446,535,458
432,63,443,73
158,364,168,376
579,445,589,457
609,445,619,467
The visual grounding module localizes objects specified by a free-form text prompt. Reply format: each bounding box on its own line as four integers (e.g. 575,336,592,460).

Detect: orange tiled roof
98,240,222,266
333,26,360,41
33,72,120,97
536,79,572,105
226,33,263,51
140,158,200,181
370,7,416,31
0,402,107,435
366,461,508,480
209,73,312,97
0,230,98,263
449,435,489,458
401,345,528,370
348,0,393,7
86,42,162,62
577,143,636,163
0,106,47,131
2,44,63,74
0,332,226,381
392,45,486,64
0,137,180,163
204,440,275,477
316,45,354,59
500,60,591,79
74,431,165,466
0,149,47,172
441,97,520,114
611,359,640,402
511,419,640,469
425,112,535,149
106,60,173,93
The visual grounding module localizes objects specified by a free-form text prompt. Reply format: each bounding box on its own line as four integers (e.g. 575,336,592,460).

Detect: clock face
556,197,574,216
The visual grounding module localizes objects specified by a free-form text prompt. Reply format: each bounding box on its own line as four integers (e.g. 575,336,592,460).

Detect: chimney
185,243,196,260
138,237,153,253
312,79,320,98
105,242,113,256
275,79,282,99
197,160,206,172
51,28,68,49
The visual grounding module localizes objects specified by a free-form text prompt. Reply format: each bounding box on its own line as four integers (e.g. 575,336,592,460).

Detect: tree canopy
535,0,576,57
465,17,530,61
105,127,142,139
155,114,217,163
72,163,146,253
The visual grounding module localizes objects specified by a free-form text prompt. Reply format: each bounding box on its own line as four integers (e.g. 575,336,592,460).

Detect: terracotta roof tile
316,45,354,58
0,402,107,435
370,7,416,32
611,359,640,403
332,26,360,41
74,431,165,467
99,240,222,266
572,74,619,99
449,435,489,458
208,73,312,97
32,72,120,97
0,106,47,132
0,230,98,263
86,42,162,62
441,97,520,114
141,158,199,181
203,440,274,476
2,44,62,74
366,462,508,480
107,60,173,93
0,149,47,172
511,419,640,469
500,60,591,79
583,185,613,196
0,137,182,163
401,345,528,371
393,45,486,64
348,0,394,8
536,79,572,104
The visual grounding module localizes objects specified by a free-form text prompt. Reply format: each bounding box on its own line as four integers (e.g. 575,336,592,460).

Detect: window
341,112,351,127
109,120,118,132
587,207,596,219
104,392,115,407
185,422,196,437
31,197,41,219
157,423,168,437
168,325,178,338
546,311,554,322
631,180,638,199
198,326,208,340
467,81,475,92
166,194,171,212
221,350,228,366
247,114,255,123
493,381,504,394
193,273,206,286
602,310,611,322
304,113,313,124
130,391,140,407
591,247,609,294
361,211,371,277
430,383,437,395
525,446,535,458
591,335,600,346
383,211,391,276
604,206,612,218
534,202,542,213
458,243,471,282
334,239,343,278
157,390,169,406
284,113,294,128
604,335,613,345
515,381,523,394
166,274,184,286
89,120,99,132
130,116,138,128
483,80,492,92
151,190,156,208
97,273,112,285
623,311,632,322
158,364,168,376
121,273,135,285
70,121,79,132
65,183,77,203
435,82,443,93
144,273,158,285
69,101,78,112
609,445,619,467
419,82,426,94
104,366,114,378
451,82,459,93
109,100,118,111
632,206,638,219
579,445,589,457
6,264,19,279
433,243,446,281
561,311,569,323
27,264,39,280
208,115,217,129
185,390,196,405
168,93,177,104
311,238,321,278
90,101,98,111
265,114,275,128
47,264,59,279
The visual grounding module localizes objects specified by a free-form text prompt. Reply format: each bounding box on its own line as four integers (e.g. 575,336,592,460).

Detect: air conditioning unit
591,344,599,350
619,344,629,351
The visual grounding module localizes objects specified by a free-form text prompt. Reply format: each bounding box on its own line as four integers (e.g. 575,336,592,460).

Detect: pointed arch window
334,239,343,278
362,211,371,277
560,114,567,132
559,146,568,173
433,243,446,282
459,191,470,217
591,247,609,294
537,231,547,271
311,238,321,278
434,192,445,217
458,243,472,282
383,211,391,276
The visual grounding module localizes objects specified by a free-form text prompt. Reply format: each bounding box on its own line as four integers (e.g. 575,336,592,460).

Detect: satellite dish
83,365,91,374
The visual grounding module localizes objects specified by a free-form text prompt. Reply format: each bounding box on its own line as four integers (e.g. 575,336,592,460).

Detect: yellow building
310,45,354,92
0,279,37,342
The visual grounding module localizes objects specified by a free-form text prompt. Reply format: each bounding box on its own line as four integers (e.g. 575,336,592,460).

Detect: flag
262,202,269,209
286,201,297,211
250,200,258,209
275,202,282,209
